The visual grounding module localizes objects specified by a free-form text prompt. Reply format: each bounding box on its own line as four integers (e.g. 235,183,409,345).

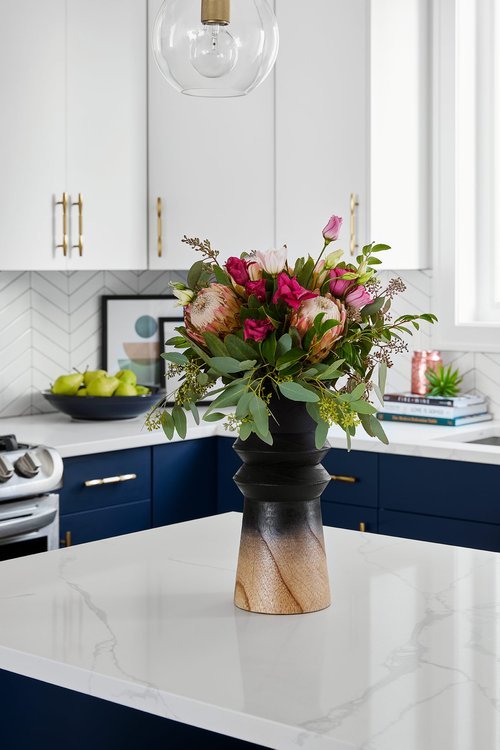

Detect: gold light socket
201,0,230,25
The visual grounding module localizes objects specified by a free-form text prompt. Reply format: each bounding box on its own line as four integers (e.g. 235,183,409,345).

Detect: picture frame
101,295,182,388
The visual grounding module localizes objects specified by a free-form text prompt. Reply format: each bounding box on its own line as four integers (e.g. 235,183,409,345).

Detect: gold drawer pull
71,192,84,256
84,473,137,488
349,192,359,256
157,197,163,257
359,522,366,532
60,530,72,547
330,474,358,483
56,192,68,257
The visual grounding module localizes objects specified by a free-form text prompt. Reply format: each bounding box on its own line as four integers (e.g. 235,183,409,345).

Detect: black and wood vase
233,397,331,615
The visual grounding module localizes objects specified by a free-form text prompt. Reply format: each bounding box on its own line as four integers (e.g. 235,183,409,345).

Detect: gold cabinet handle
359,522,366,532
84,473,137,488
71,193,83,256
157,197,163,257
330,474,358,483
60,530,72,547
56,192,68,257
350,192,359,256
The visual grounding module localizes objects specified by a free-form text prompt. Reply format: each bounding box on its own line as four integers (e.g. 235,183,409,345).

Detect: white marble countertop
1,412,500,465
0,513,498,749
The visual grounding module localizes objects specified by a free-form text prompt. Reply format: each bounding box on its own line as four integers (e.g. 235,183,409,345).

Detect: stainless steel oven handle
0,507,57,540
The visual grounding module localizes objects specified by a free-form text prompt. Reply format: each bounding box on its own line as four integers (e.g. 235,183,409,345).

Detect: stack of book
377,393,492,427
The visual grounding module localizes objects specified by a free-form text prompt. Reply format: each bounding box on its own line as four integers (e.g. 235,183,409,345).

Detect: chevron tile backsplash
1,268,499,419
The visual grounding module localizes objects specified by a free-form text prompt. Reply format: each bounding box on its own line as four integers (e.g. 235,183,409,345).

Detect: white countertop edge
0,645,346,750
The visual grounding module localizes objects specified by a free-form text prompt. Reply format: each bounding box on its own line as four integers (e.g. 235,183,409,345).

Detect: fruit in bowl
43,369,158,420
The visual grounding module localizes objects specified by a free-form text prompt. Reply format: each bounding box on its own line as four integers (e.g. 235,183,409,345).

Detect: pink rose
272,273,318,311
322,215,343,243
245,279,267,302
243,318,274,342
345,285,373,309
329,267,353,297
226,257,249,286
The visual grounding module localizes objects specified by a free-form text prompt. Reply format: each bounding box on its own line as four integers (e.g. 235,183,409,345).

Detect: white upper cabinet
0,0,147,271
0,0,67,270
275,0,369,265
148,0,275,270
66,0,147,269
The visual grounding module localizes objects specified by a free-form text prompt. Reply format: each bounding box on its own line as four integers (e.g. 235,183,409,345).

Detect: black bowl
42,389,160,421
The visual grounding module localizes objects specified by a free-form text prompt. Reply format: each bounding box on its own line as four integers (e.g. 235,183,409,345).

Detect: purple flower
322,215,343,243
345,285,373,309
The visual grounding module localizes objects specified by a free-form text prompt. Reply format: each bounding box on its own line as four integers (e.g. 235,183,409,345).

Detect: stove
0,434,63,561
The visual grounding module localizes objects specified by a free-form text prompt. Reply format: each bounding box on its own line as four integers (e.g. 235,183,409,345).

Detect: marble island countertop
1,411,500,465
0,513,498,750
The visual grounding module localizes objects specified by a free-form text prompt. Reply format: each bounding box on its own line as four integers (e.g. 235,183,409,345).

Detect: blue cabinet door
322,502,378,533
152,439,217,527
60,500,151,546
321,449,378,508
217,437,243,513
379,509,500,553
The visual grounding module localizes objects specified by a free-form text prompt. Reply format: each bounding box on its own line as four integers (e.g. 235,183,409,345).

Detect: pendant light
152,0,279,98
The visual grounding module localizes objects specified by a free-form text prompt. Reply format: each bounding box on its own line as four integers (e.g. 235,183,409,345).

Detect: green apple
52,373,84,396
115,369,137,386
76,388,88,397
114,382,137,397
87,375,120,397
135,385,151,395
83,369,107,387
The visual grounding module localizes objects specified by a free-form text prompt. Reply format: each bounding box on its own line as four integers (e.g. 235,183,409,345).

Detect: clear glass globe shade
152,0,279,97
190,25,238,79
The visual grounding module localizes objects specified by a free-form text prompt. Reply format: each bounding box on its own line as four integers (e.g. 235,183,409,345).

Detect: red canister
411,351,442,395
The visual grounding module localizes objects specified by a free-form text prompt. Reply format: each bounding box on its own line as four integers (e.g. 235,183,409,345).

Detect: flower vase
233,398,332,615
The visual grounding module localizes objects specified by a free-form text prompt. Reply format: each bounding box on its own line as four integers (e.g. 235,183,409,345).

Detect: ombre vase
233,398,331,615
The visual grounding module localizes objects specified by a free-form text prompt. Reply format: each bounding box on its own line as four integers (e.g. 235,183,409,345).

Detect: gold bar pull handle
56,192,68,257
359,522,366,532
330,474,358,483
84,473,137,488
349,192,359,256
60,530,72,547
71,193,83,256
157,197,163,258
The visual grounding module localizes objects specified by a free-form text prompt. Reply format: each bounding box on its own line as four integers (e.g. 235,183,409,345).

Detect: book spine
377,412,490,427
383,394,454,407
379,402,484,418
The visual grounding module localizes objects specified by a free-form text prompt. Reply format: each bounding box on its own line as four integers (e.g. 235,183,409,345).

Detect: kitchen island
0,513,498,749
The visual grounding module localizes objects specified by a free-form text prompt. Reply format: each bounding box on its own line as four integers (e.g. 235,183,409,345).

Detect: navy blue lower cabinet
321,502,378,533
59,500,151,547
153,439,218,527
379,509,500,553
322,449,378,507
217,437,244,513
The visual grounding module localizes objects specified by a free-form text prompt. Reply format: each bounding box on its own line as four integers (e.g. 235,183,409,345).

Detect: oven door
0,494,59,561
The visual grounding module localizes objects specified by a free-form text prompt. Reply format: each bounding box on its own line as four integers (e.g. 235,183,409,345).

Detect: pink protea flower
273,273,318,310
291,295,346,363
243,318,274,342
184,284,241,345
322,215,343,243
345,285,373,309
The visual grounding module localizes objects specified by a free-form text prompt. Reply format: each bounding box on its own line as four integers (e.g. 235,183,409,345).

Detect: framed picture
101,295,182,388
159,317,218,404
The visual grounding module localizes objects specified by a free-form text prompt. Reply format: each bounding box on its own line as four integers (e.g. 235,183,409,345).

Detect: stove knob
14,450,42,479
0,456,14,483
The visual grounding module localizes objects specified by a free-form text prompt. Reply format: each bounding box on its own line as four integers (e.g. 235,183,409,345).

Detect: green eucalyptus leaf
350,400,377,414
306,401,321,422
161,352,188,366
188,401,200,424
203,412,227,422
209,357,256,375
276,333,292,358
235,391,253,419
371,243,391,252
261,331,277,365
239,421,253,440
276,348,305,370
187,260,205,289
315,420,329,450
197,372,209,385
161,411,175,440
203,332,229,357
224,334,259,361
378,362,388,396
172,405,187,439
213,265,232,286
368,415,389,444
249,394,269,435
278,381,319,403
360,297,385,319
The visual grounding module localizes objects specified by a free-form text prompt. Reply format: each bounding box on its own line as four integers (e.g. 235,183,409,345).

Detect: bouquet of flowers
146,216,436,448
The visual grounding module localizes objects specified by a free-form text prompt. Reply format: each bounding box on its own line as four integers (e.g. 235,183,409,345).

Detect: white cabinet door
66,0,147,270
0,0,67,270
275,0,368,265
148,0,275,271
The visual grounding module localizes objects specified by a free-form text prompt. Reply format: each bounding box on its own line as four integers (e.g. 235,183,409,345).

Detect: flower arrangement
146,216,437,448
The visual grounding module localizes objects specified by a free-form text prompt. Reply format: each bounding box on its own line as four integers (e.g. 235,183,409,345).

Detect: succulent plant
425,364,463,397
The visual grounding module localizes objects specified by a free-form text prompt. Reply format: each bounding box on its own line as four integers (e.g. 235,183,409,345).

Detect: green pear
83,369,107,387
87,375,120,397
76,388,88,397
135,385,151,395
115,369,137,386
114,382,138,397
52,373,84,396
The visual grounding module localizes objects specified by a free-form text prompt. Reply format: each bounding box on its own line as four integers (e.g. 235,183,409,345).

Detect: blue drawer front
379,455,500,524
217,437,243,513
61,448,151,515
59,500,151,546
322,502,378,533
153,439,217,526
322,449,378,507
379,509,500,552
